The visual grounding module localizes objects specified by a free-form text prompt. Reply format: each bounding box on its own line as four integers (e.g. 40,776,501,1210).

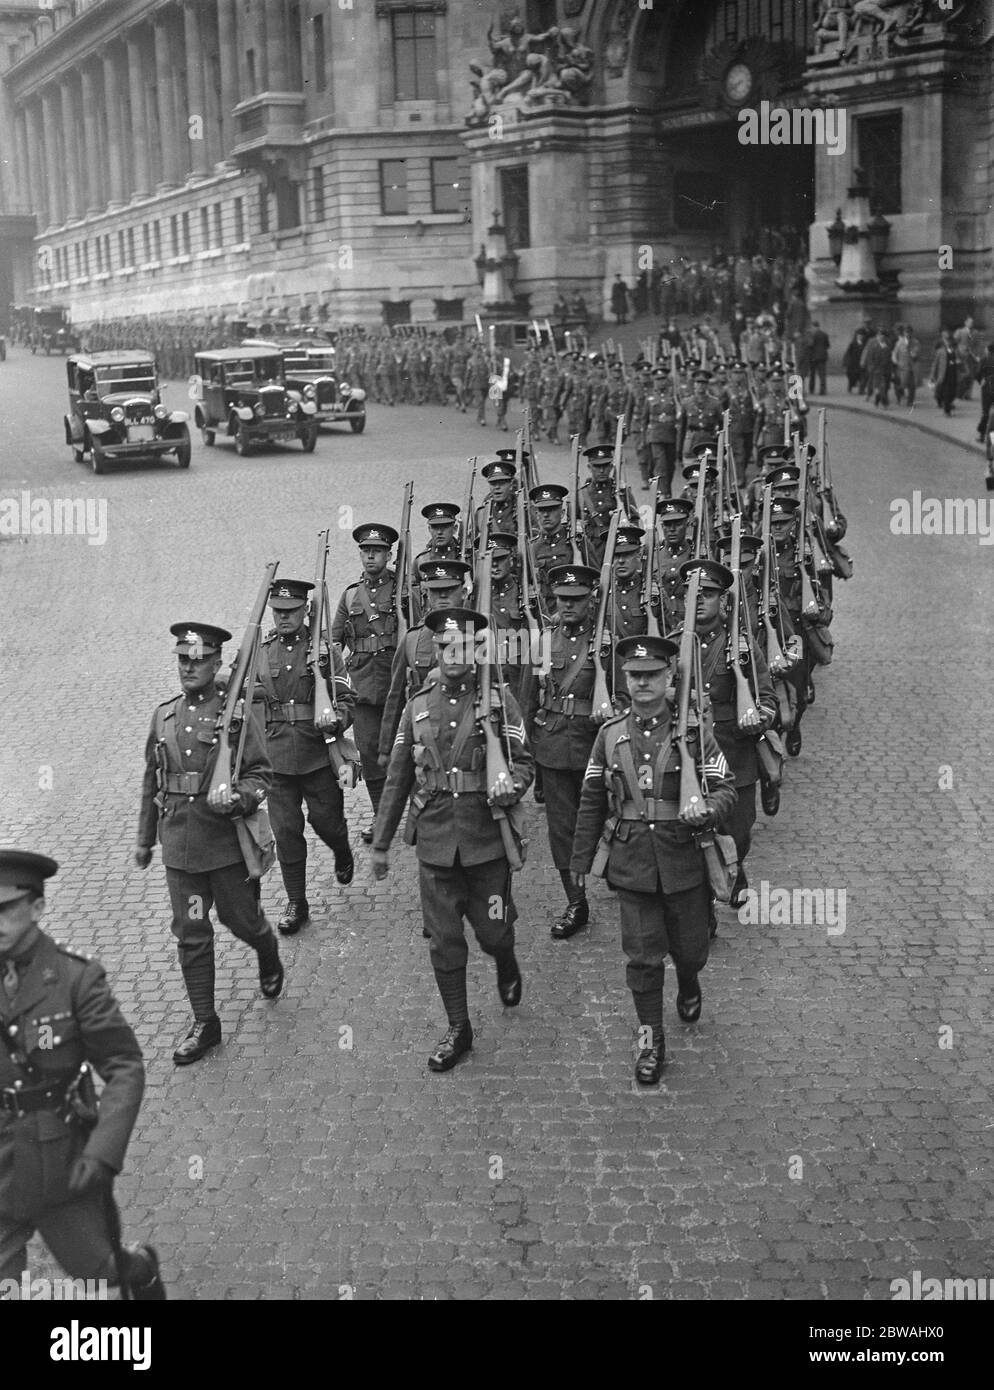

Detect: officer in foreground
136,623,284,1066
570,636,737,1085
371,609,533,1074
0,850,165,1298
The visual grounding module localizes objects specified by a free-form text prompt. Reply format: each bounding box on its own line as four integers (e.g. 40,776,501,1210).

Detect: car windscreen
305,353,336,371
252,357,284,383
94,365,156,394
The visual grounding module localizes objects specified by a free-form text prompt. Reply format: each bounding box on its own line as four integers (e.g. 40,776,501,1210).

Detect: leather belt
162,772,204,795
618,798,680,821
421,770,485,793
350,636,394,654
543,694,592,716
269,703,314,724
0,1083,69,1117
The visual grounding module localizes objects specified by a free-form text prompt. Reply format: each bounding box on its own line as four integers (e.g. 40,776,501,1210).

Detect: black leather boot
257,935,284,999
277,898,310,935
124,1244,167,1300
173,1016,221,1066
427,1022,473,1072
551,899,589,940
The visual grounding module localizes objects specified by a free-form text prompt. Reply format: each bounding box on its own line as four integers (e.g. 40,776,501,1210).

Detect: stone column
80,63,103,214
198,1,222,168
217,0,239,157
60,76,82,221
154,13,182,190
14,109,30,211
127,29,152,197
265,0,287,91
254,0,269,92
27,101,49,226
103,45,127,209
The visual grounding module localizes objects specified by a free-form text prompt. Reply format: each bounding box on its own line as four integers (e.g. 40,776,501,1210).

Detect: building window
153,222,162,260
500,166,530,249
142,224,151,262
213,203,222,247
859,112,902,215
201,205,210,248
673,170,725,231
94,238,102,274
118,229,126,266
104,234,112,270
392,10,437,101
170,214,178,258
435,298,464,322
380,159,408,215
180,212,190,255
233,196,245,243
246,47,256,91
127,227,135,265
312,166,326,222
288,1,303,89
275,176,301,231
259,183,270,234
313,13,326,91
431,157,462,214
382,300,411,327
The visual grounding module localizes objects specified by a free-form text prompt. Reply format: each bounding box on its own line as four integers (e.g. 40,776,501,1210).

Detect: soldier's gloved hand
488,771,519,807
315,711,341,734
592,701,613,725
680,795,714,828
207,784,241,814
68,1155,115,1197
738,705,761,732
134,846,153,869
370,849,389,881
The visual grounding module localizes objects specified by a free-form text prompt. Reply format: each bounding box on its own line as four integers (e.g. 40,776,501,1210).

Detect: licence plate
128,425,155,442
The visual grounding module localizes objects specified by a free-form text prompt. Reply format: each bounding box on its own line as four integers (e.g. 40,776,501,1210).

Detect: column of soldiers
4,378,849,1294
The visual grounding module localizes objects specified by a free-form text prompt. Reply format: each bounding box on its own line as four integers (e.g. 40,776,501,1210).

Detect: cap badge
634,644,647,659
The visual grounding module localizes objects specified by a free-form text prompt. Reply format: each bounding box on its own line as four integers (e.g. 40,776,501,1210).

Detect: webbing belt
162,772,204,795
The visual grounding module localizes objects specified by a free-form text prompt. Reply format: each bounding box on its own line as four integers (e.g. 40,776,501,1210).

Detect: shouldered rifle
571,432,586,564
758,483,796,676
396,480,416,642
675,563,704,819
592,509,620,722
795,437,822,622
643,475,661,639
612,414,628,517
691,440,710,560
516,460,546,708
313,529,363,787
460,456,477,564
476,550,525,871
729,516,761,727
208,561,279,803
819,411,848,543
746,364,761,411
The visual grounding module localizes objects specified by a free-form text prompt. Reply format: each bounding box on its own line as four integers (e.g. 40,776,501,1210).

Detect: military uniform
578,447,637,568
475,458,519,539
331,524,400,824
372,609,533,1072
254,579,358,934
609,525,648,705
138,623,283,1063
570,638,737,1084
531,483,574,616
683,376,723,457
725,374,757,487
0,851,163,1297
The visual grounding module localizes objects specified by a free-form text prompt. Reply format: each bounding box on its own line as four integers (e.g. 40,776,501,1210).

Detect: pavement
1,344,993,1301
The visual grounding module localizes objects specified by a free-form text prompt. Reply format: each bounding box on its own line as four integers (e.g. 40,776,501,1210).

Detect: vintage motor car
192,348,318,453
64,351,191,474
243,337,367,433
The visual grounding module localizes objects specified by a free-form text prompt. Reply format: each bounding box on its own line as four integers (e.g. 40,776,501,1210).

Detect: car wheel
349,412,366,434
300,425,318,452
234,426,252,456
201,425,215,446
174,425,192,468
72,445,85,463
91,440,106,475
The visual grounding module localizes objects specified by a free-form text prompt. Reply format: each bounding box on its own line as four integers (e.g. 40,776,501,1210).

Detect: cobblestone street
2,347,993,1300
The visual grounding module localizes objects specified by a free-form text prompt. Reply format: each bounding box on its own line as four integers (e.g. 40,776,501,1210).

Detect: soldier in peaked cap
609,525,648,706
527,563,607,939
371,608,533,1074
681,558,776,910
0,851,165,1298
641,368,683,498
656,495,694,633
136,623,284,1066
485,530,529,701
332,524,400,841
577,444,638,569
530,483,574,615
252,579,358,938
414,502,461,575
570,636,737,1086
684,369,723,458
377,558,470,763
475,459,518,536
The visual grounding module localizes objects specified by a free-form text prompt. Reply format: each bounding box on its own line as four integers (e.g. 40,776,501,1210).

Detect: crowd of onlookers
840,315,992,431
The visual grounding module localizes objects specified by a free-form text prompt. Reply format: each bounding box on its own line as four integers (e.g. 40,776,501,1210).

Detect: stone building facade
0,0,989,334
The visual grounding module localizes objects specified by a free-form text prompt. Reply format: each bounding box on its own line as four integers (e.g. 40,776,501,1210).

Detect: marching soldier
626,364,651,490
768,495,809,756
683,369,723,458
642,369,683,500
609,524,648,705
378,558,470,762
726,363,757,489
0,851,165,1298
331,523,400,840
529,563,606,939
657,496,694,633
530,483,573,613
475,458,518,536
485,531,528,702
136,623,285,1065
681,558,777,908
563,355,589,447
414,502,461,572
754,368,790,451
371,609,533,1073
569,635,737,1085
578,444,637,569
255,578,358,937
716,530,763,633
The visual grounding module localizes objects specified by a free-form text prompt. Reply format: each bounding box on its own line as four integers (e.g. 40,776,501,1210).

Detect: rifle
460,456,477,565
571,432,586,564
591,509,620,722
516,467,545,712
728,516,761,727
758,483,797,676
395,480,417,642
476,549,525,871
612,413,628,518
313,529,363,787
690,442,709,560
795,437,822,622
675,562,704,819
643,475,661,639
208,561,279,805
